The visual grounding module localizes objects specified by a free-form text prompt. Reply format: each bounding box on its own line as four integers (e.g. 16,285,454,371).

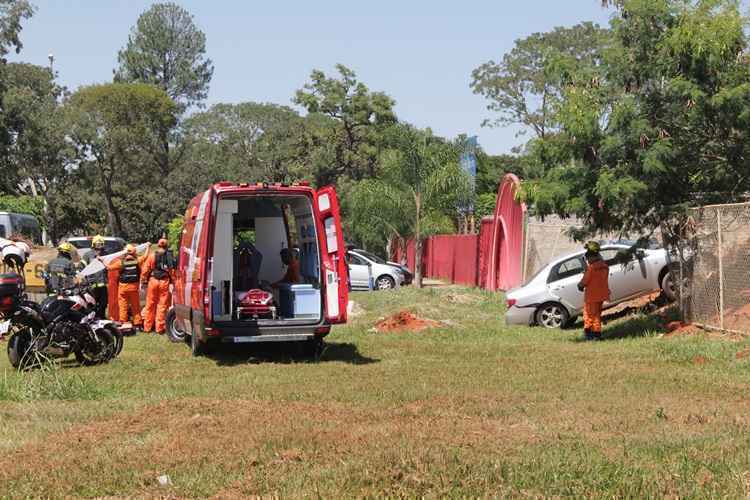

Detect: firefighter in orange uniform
101,243,150,329
577,241,610,341
142,239,175,334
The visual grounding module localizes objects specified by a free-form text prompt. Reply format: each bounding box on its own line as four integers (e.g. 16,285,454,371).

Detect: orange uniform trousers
583,301,604,334
118,282,142,327
143,277,171,333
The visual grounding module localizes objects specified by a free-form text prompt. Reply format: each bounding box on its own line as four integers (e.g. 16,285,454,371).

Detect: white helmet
2,244,27,269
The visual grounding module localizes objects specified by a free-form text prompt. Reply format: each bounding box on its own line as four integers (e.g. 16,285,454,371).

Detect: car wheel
661,270,679,302
535,303,569,329
376,275,395,290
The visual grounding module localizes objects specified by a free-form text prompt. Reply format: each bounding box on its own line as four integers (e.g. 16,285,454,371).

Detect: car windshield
357,250,387,264
70,240,91,249
103,241,124,255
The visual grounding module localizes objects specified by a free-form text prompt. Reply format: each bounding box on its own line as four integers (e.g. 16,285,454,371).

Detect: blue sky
10,1,616,154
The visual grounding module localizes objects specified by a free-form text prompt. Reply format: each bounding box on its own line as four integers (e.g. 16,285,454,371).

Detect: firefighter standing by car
45,242,78,292
577,241,610,341
81,235,109,318
100,243,150,330
142,239,175,334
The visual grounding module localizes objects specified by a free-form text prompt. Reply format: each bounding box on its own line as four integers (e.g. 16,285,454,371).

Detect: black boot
582,328,594,341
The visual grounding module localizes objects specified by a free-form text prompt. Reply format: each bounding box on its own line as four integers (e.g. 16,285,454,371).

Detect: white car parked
505,243,676,329
347,249,406,291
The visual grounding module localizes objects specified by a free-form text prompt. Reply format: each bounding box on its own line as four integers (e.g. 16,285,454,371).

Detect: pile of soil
663,321,701,338
374,311,441,333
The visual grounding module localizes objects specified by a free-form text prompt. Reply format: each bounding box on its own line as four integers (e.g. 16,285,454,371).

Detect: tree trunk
414,192,423,289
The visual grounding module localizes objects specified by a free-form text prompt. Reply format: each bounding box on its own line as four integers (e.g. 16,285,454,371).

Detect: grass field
1,286,750,497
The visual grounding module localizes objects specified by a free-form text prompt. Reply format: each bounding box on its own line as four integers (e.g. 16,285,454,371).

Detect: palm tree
352,125,470,288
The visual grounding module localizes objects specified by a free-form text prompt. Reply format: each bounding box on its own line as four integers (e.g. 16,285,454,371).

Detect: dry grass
1,286,750,497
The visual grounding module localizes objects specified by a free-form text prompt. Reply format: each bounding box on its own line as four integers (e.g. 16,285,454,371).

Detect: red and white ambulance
172,181,348,355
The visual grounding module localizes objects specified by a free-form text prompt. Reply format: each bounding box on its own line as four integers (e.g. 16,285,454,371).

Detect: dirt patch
693,355,708,366
347,300,364,318
444,293,479,305
375,311,441,333
736,348,750,360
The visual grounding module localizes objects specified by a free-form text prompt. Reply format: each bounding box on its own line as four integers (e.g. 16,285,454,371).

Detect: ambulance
172,181,348,355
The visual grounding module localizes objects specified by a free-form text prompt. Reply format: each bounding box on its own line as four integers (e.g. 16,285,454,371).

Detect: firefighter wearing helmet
81,235,109,318
101,242,150,329
46,241,77,292
142,238,176,334
577,241,610,341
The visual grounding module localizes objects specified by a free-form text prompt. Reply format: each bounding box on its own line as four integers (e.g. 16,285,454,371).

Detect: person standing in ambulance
141,239,175,334
101,243,150,329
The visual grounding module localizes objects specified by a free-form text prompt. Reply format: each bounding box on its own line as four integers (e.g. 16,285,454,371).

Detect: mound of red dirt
375,311,441,333
663,322,700,338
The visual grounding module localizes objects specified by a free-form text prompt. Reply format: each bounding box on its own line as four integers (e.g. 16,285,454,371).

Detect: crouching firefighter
142,239,175,334
577,241,610,341
102,243,150,329
82,235,109,318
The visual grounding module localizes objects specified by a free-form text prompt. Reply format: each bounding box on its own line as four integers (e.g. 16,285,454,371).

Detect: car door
601,246,653,302
348,253,371,289
546,255,586,313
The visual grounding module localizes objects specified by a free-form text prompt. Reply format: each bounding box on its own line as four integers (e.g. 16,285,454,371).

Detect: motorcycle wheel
75,327,116,366
7,326,45,370
109,325,124,358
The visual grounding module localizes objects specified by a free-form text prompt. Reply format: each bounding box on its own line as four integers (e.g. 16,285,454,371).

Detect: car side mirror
635,249,646,259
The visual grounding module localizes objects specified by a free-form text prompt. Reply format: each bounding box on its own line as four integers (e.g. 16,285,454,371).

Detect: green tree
114,2,213,110
351,125,469,288
294,64,396,185
67,83,178,238
3,63,75,243
0,0,34,181
521,0,750,243
180,102,310,190
114,2,214,187
471,22,610,140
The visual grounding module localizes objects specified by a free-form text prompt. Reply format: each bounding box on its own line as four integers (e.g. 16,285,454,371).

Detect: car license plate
0,320,10,335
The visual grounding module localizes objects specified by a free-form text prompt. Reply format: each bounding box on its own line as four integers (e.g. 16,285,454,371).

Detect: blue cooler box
278,284,321,319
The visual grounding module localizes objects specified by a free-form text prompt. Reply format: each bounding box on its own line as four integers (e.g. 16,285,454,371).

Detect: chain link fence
682,202,750,333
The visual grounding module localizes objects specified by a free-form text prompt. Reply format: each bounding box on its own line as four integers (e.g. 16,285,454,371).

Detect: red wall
391,174,527,290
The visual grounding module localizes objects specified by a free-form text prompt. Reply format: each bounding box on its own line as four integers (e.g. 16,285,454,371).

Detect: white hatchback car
505,244,676,329
347,249,406,291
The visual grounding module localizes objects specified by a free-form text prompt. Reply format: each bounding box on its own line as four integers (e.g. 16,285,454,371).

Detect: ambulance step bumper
221,334,314,343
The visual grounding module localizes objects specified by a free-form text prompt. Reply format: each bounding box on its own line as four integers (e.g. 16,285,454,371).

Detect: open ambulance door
315,186,348,324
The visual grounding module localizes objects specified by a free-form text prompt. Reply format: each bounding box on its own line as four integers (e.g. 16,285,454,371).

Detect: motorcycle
4,272,121,370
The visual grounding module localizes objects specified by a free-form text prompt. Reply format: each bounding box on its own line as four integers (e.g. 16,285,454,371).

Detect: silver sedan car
505,244,676,329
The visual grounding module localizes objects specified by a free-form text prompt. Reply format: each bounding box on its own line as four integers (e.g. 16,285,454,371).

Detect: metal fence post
717,207,725,331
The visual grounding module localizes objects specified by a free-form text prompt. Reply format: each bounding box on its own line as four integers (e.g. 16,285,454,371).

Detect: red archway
487,174,527,291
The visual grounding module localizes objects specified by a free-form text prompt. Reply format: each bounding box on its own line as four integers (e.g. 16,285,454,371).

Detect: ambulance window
0,225,5,238
324,217,337,253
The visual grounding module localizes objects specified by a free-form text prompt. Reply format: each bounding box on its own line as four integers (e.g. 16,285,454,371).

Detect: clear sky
9,1,615,155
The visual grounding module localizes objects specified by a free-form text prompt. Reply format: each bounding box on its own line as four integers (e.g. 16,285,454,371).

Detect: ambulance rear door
314,186,348,324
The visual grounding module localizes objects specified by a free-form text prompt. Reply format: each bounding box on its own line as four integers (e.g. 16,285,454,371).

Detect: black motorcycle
4,272,121,369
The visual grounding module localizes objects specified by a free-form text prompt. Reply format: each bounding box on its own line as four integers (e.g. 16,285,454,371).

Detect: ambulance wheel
166,309,186,344
190,331,204,356
300,338,324,359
